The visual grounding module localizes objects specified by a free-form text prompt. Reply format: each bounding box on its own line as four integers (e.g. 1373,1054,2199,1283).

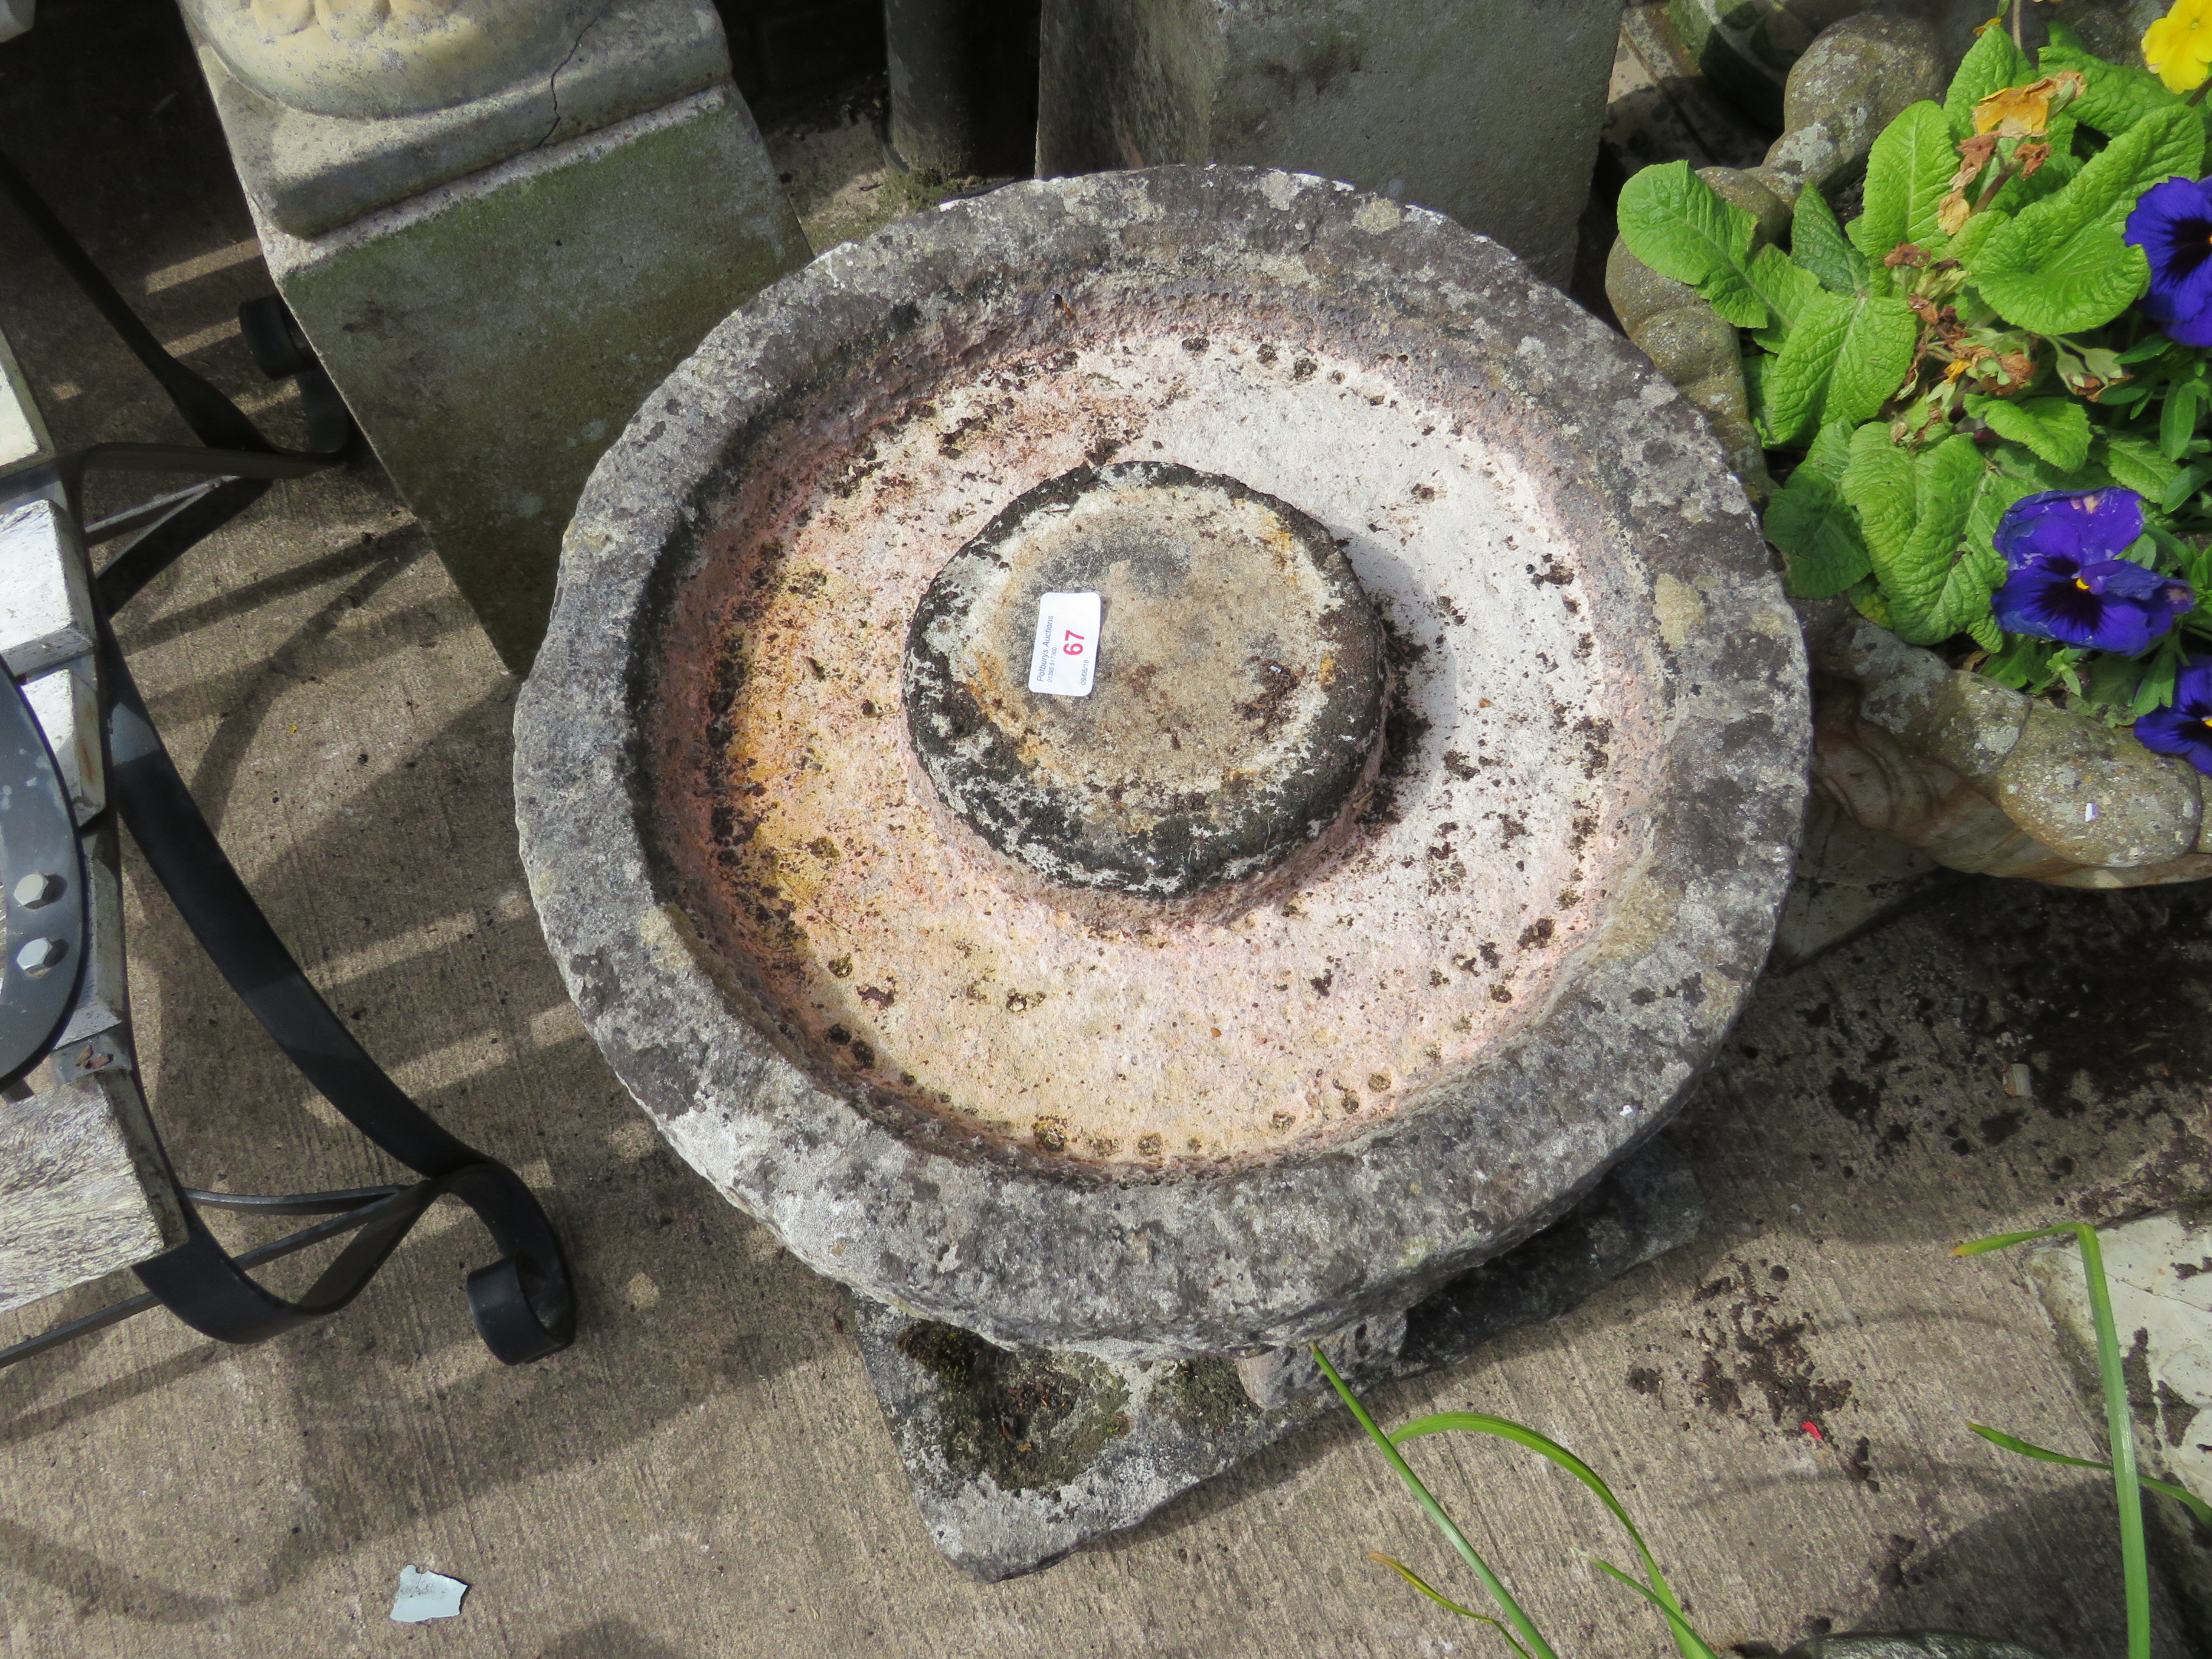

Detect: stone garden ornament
178,0,602,119
516,166,1806,1362
1612,4,2212,887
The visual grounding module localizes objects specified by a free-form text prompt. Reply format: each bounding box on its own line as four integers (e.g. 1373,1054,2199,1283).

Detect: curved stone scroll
178,0,602,120
1803,601,2212,889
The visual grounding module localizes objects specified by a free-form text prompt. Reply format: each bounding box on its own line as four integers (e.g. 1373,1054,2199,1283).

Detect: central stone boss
903,460,1387,902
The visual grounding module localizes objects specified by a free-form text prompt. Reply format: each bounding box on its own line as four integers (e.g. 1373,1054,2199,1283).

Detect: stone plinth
181,0,602,123
193,1,811,671
1034,0,1622,287
516,167,1806,1360
851,1138,1703,1580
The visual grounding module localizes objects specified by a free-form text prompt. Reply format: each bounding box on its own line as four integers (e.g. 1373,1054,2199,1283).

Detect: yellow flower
1971,72,2085,135
2145,0,2212,94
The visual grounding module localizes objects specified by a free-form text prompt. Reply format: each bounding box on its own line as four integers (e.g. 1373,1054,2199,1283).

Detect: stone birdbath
515,166,1806,1362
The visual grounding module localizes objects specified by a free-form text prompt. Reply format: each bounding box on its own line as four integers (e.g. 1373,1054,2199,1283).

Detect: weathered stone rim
515,166,1809,1358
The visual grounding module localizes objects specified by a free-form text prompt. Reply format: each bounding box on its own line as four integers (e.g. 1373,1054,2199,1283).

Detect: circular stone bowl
515,167,1808,1360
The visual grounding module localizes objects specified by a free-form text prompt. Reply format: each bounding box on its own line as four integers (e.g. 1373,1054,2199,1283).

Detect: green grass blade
1969,1424,2212,1531
1315,1350,1560,1659
1370,1554,1535,1657
1956,1224,2150,1659
1968,1421,2110,1472
1950,1224,2078,1256
1390,1410,1706,1659
1590,1561,1729,1659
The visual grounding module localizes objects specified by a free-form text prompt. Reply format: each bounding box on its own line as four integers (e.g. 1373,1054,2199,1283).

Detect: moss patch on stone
1155,1356,1261,1437
894,1322,1132,1493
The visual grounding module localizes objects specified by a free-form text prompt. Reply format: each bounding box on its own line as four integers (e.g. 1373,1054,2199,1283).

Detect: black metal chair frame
0,149,575,1370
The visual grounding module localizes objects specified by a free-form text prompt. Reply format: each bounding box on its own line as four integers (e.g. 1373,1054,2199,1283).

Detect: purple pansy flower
2126,176,2212,346
1991,488,2193,654
2136,657,2212,776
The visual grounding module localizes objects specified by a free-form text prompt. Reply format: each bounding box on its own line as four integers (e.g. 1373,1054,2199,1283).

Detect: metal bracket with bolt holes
0,672,84,1084
0,144,575,1370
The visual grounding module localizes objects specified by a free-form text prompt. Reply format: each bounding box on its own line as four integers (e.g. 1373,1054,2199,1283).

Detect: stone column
883,0,1042,181
183,0,811,671
1034,0,1622,287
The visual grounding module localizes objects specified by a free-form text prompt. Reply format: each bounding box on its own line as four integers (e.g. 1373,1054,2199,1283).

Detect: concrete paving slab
0,5,2205,1655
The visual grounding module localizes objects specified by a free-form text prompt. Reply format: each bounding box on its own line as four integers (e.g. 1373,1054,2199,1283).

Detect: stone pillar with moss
181,0,811,671
1034,0,1621,289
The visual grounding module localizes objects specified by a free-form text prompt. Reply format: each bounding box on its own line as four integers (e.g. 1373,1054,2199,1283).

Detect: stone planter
1803,602,2212,886
1606,13,2212,890
1783,1635,2051,1658
517,166,1806,1362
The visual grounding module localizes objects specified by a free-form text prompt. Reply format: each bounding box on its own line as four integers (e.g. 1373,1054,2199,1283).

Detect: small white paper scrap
390,1564,469,1624
1028,591,1101,697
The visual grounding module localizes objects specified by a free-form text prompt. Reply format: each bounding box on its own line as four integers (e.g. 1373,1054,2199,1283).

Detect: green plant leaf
2043,28,2194,138
1842,427,1986,645
1992,436,2113,492
1370,1552,1533,1654
1758,295,1846,446
1767,423,1873,597
1791,186,1867,295
1845,571,1892,628
1946,205,2011,275
2159,460,2210,514
1390,1411,1711,1659
1966,1426,2212,1532
1970,105,2202,335
1983,110,2080,208
1954,1225,2152,1659
2074,635,2181,723
1769,471,1873,597
1981,631,2068,691
1946,25,2034,141
2083,102,2203,205
1822,298,1920,423
1616,161,1767,328
1968,394,2091,471
1800,416,1857,486
1763,293,1919,447
1852,102,1959,272
1937,457,2030,642
1746,246,1826,349
1962,454,2039,565
1315,1352,1560,1659
2162,380,2207,462
1590,1563,1729,1659
1972,224,2150,335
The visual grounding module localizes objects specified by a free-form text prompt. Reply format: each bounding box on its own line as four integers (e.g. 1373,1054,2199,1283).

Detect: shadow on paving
1691,876,2212,1247
535,1619,689,1659
0,497,842,1622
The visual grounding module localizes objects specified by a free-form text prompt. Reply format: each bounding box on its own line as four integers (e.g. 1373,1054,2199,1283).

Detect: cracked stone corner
2022,1210,2212,1626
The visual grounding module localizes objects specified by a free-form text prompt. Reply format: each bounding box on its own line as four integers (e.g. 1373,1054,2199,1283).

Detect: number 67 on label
1028,591,1101,697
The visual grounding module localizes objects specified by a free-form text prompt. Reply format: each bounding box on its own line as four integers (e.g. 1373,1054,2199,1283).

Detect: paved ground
2,5,2208,1657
